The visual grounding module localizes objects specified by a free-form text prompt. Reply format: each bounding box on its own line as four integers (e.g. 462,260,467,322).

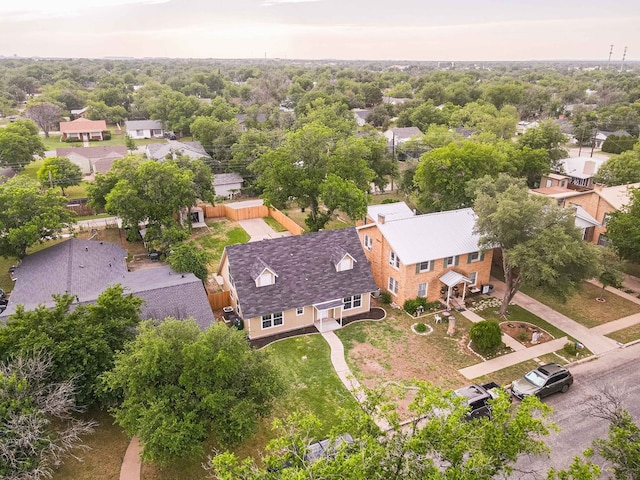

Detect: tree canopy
0,285,142,405
0,176,74,259
470,174,600,316
24,101,62,138
101,319,284,465
207,382,554,479
251,121,374,231
605,186,640,263
87,157,197,231
593,145,640,186
37,156,83,195
0,119,45,171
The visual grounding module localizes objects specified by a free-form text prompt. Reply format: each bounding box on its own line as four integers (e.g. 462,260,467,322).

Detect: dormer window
251,258,278,287
335,253,356,272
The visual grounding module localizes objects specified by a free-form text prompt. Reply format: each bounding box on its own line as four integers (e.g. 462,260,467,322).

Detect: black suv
511,363,573,399
454,382,503,419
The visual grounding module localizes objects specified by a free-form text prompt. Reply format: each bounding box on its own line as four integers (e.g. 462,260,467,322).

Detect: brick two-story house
357,202,493,308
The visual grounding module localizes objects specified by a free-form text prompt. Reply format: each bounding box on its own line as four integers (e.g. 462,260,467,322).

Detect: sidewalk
119,436,141,480
490,279,619,355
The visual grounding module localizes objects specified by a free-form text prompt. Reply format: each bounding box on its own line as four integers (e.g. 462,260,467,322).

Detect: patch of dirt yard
338,308,481,419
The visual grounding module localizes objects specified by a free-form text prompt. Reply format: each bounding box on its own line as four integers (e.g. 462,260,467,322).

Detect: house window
338,256,353,271
296,307,304,316
344,294,362,310
444,256,458,267
602,213,613,226
388,277,399,295
261,312,283,329
597,234,609,246
135,129,143,136
416,260,433,273
468,272,477,286
467,251,484,263
418,283,427,298
389,251,400,269
363,234,373,251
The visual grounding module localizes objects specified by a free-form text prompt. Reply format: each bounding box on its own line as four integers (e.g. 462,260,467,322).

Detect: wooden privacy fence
201,203,304,236
208,291,231,310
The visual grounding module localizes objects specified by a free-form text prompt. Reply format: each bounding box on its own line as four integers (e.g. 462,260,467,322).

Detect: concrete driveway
238,218,292,242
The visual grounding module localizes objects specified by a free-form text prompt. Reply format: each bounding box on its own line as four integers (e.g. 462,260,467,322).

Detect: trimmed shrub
381,198,401,204
563,342,579,356
102,130,112,140
469,321,502,354
403,298,420,315
379,291,392,304
415,323,427,333
601,134,636,154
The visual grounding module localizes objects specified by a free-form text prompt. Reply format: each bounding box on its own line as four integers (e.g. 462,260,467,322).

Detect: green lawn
283,208,353,231
521,282,640,328
476,304,571,342
263,216,287,232
606,323,640,345
472,360,540,387
0,256,17,294
622,261,640,279
40,134,128,151
193,220,251,273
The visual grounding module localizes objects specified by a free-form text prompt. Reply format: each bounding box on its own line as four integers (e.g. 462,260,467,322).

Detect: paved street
512,342,640,479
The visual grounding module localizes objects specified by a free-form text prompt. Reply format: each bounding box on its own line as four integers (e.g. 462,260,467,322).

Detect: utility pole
48,169,54,189
607,44,614,69
619,46,627,72
590,127,597,158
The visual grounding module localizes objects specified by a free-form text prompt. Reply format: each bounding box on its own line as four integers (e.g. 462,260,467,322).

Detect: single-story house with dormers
217,228,378,340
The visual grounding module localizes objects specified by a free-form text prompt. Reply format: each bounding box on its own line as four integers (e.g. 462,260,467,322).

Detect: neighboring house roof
213,173,244,187
384,127,423,142
235,113,267,124
0,167,16,184
57,146,128,160
366,202,415,224
557,157,607,179
530,186,585,200
125,120,163,131
596,183,640,210
70,107,88,116
221,228,378,319
352,109,370,120
59,118,107,134
599,130,631,138
1,239,214,328
374,207,481,265
571,205,600,228
146,141,211,160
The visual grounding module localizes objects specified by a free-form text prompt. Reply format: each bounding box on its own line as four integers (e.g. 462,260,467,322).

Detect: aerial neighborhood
1,57,640,480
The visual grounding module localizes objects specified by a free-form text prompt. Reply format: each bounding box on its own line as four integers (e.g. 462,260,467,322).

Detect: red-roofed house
59,118,108,142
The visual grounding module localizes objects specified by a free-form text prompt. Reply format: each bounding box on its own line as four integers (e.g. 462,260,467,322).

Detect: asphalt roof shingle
224,228,377,318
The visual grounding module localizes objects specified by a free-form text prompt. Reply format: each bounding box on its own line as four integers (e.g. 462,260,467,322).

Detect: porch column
462,283,467,303
446,286,452,308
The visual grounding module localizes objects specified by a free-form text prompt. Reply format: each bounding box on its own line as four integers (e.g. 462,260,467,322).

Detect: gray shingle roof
125,120,163,130
1,239,214,328
57,146,128,160
225,228,377,318
146,141,210,160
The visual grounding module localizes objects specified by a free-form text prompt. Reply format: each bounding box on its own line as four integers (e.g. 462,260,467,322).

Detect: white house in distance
213,173,244,199
555,156,608,190
145,141,211,161
383,127,423,147
125,120,164,139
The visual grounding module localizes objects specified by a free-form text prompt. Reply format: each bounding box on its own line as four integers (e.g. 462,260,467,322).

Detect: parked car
511,363,573,400
454,381,505,420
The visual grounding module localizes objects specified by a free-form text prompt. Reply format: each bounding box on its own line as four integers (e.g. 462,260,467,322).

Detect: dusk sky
2,0,639,61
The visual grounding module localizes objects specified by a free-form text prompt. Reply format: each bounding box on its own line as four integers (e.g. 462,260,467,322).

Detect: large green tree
166,242,210,282
101,319,284,465
0,119,45,171
251,122,374,231
593,146,640,186
37,156,83,195
0,285,142,405
0,176,74,259
0,354,96,480
87,157,196,232
414,141,511,212
605,187,640,263
207,383,554,479
517,120,569,166
470,174,601,316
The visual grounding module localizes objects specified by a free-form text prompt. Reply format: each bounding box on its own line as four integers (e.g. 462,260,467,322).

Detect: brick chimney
377,214,386,224
583,160,596,175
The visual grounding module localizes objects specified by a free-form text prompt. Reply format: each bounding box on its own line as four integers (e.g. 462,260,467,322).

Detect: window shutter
443,258,448,268
430,261,434,272
467,253,473,263
455,255,459,266
480,252,485,261
415,264,420,274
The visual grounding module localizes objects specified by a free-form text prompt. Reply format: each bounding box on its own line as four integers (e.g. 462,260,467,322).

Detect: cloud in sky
1,0,638,60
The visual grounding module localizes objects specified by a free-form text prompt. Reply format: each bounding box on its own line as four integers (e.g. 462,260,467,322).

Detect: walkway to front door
314,318,341,332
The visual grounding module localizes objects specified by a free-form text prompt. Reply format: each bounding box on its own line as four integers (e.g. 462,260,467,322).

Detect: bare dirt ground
500,321,554,348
